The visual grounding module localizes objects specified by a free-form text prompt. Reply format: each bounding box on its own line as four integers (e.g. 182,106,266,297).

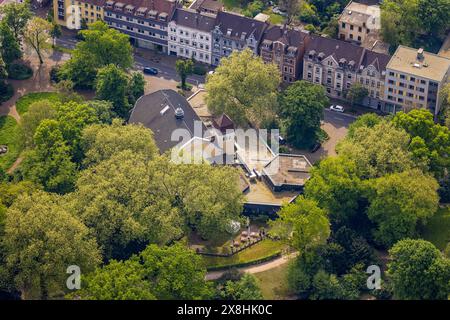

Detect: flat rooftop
238,167,298,205
340,1,380,29
187,90,212,120
263,154,312,187
387,45,450,82
235,133,275,173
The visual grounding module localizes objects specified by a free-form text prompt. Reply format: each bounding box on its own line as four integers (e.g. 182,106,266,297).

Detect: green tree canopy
0,22,22,66
279,80,328,148
0,1,32,40
20,100,56,147
269,196,330,253
337,121,417,179
305,156,363,225
60,21,133,88
205,48,280,127
139,243,212,300
388,239,450,300
70,259,155,300
220,274,263,300
69,151,184,259
392,109,450,178
175,59,193,89
21,119,77,194
3,190,101,299
367,169,439,247
95,64,130,118
81,119,158,167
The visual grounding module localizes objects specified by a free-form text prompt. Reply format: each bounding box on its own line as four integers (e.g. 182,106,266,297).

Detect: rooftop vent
417,48,424,60
348,10,352,15
175,108,184,119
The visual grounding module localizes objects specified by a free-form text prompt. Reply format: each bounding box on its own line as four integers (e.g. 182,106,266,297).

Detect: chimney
417,48,424,60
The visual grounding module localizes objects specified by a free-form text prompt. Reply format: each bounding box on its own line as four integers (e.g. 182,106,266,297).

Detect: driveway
291,109,357,164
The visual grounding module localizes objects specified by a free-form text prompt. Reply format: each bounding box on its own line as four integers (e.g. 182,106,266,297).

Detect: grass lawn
421,206,450,250
202,239,285,269
0,116,22,171
16,92,62,115
253,262,291,300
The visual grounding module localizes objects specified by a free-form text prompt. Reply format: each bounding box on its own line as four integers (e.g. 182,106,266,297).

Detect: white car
329,105,345,113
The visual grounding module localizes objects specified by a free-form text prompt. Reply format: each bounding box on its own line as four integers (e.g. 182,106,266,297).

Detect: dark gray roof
306,35,366,66
261,25,309,48
360,50,390,72
129,90,206,153
215,11,268,41
173,8,216,32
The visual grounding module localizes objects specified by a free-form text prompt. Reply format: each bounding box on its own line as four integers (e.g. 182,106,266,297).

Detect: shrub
7,63,33,80
193,65,207,76
49,65,62,83
0,82,14,103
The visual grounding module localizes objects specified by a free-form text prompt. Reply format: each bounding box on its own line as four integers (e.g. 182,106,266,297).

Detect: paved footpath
205,252,298,281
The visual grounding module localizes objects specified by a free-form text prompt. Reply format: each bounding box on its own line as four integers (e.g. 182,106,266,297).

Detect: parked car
329,105,344,113
208,70,215,75
143,67,158,75
279,136,286,145
310,142,321,153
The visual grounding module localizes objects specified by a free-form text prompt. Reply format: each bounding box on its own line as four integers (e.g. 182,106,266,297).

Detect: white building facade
167,8,215,65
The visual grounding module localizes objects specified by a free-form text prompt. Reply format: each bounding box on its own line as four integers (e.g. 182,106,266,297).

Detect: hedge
205,251,282,271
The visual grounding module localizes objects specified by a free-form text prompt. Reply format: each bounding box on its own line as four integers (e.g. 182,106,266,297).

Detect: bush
0,82,14,103
49,65,62,83
7,63,33,80
193,65,207,76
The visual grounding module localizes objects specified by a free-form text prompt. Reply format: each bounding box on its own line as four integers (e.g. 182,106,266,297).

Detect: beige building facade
54,0,105,29
384,46,450,115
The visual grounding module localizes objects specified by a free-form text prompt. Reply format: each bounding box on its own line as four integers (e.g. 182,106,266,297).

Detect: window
341,22,346,28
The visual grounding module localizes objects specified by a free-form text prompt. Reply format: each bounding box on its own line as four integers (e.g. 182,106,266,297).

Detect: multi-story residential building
357,50,390,109
167,8,215,64
338,1,380,45
260,25,310,84
54,0,105,29
303,35,389,109
384,46,450,115
211,11,268,66
303,36,365,99
104,0,178,53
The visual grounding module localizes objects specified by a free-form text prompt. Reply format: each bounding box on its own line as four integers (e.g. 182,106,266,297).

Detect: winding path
205,252,298,281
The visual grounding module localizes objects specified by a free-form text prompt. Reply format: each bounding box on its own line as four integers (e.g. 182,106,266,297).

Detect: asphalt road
55,35,206,86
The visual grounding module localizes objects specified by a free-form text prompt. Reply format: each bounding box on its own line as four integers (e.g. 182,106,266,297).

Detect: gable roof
129,89,207,153
306,35,366,67
172,8,216,32
360,50,390,72
214,11,268,42
213,113,234,131
261,25,309,48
